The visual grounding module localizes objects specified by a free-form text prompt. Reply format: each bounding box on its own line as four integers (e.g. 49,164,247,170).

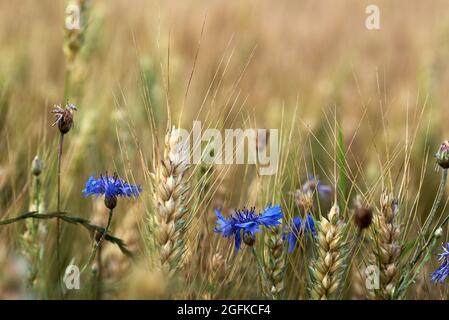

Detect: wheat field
1,0,449,300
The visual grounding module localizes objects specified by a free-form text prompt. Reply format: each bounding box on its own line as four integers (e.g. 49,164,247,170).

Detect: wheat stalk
369,191,401,299
152,127,190,274
309,204,346,299
200,252,227,299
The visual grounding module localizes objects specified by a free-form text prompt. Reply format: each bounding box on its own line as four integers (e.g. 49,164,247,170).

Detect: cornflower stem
420,169,447,239
396,234,439,299
63,67,71,102
95,245,103,300
395,168,447,298
81,209,113,275
251,246,276,299
56,132,64,296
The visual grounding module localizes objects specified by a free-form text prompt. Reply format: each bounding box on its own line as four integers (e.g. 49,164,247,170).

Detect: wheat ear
265,225,285,298
152,127,189,273
369,192,401,299
309,204,346,299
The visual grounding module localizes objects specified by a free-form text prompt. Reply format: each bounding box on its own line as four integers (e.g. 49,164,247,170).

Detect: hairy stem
81,209,113,274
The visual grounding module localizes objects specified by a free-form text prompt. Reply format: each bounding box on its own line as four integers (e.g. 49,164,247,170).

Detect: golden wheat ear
369,192,401,300
309,204,346,299
153,127,190,274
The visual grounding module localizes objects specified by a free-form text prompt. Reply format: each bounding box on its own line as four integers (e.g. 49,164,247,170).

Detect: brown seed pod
354,206,373,230
51,104,77,135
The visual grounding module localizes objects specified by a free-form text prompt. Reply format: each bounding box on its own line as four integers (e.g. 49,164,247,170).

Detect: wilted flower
284,214,317,253
83,173,142,209
431,243,449,283
302,175,332,198
214,205,283,251
51,103,77,134
354,206,373,230
435,141,449,169
353,195,373,230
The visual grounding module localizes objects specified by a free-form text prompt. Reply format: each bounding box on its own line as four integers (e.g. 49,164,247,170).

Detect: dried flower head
435,141,449,169
354,206,373,230
431,243,449,283
294,190,314,211
214,205,283,251
51,103,77,134
83,173,142,209
302,175,332,199
353,196,373,230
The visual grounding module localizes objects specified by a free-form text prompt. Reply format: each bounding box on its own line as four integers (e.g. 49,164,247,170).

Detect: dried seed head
243,232,256,247
353,196,373,230
435,141,449,169
294,190,314,211
51,104,77,134
31,156,43,176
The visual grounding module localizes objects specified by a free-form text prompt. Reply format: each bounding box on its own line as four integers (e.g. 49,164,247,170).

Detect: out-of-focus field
1,0,449,299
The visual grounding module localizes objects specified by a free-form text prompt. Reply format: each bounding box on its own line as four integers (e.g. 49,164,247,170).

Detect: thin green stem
251,246,275,299
63,66,71,102
411,169,447,266
95,245,103,300
56,133,64,296
395,169,447,298
81,209,113,274
421,169,447,236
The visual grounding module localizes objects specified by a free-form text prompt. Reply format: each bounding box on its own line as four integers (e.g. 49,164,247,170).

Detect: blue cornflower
302,174,332,198
214,205,283,251
431,243,449,283
83,173,142,209
284,214,317,253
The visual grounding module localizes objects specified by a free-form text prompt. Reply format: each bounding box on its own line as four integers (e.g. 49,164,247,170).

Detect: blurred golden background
1,0,449,299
